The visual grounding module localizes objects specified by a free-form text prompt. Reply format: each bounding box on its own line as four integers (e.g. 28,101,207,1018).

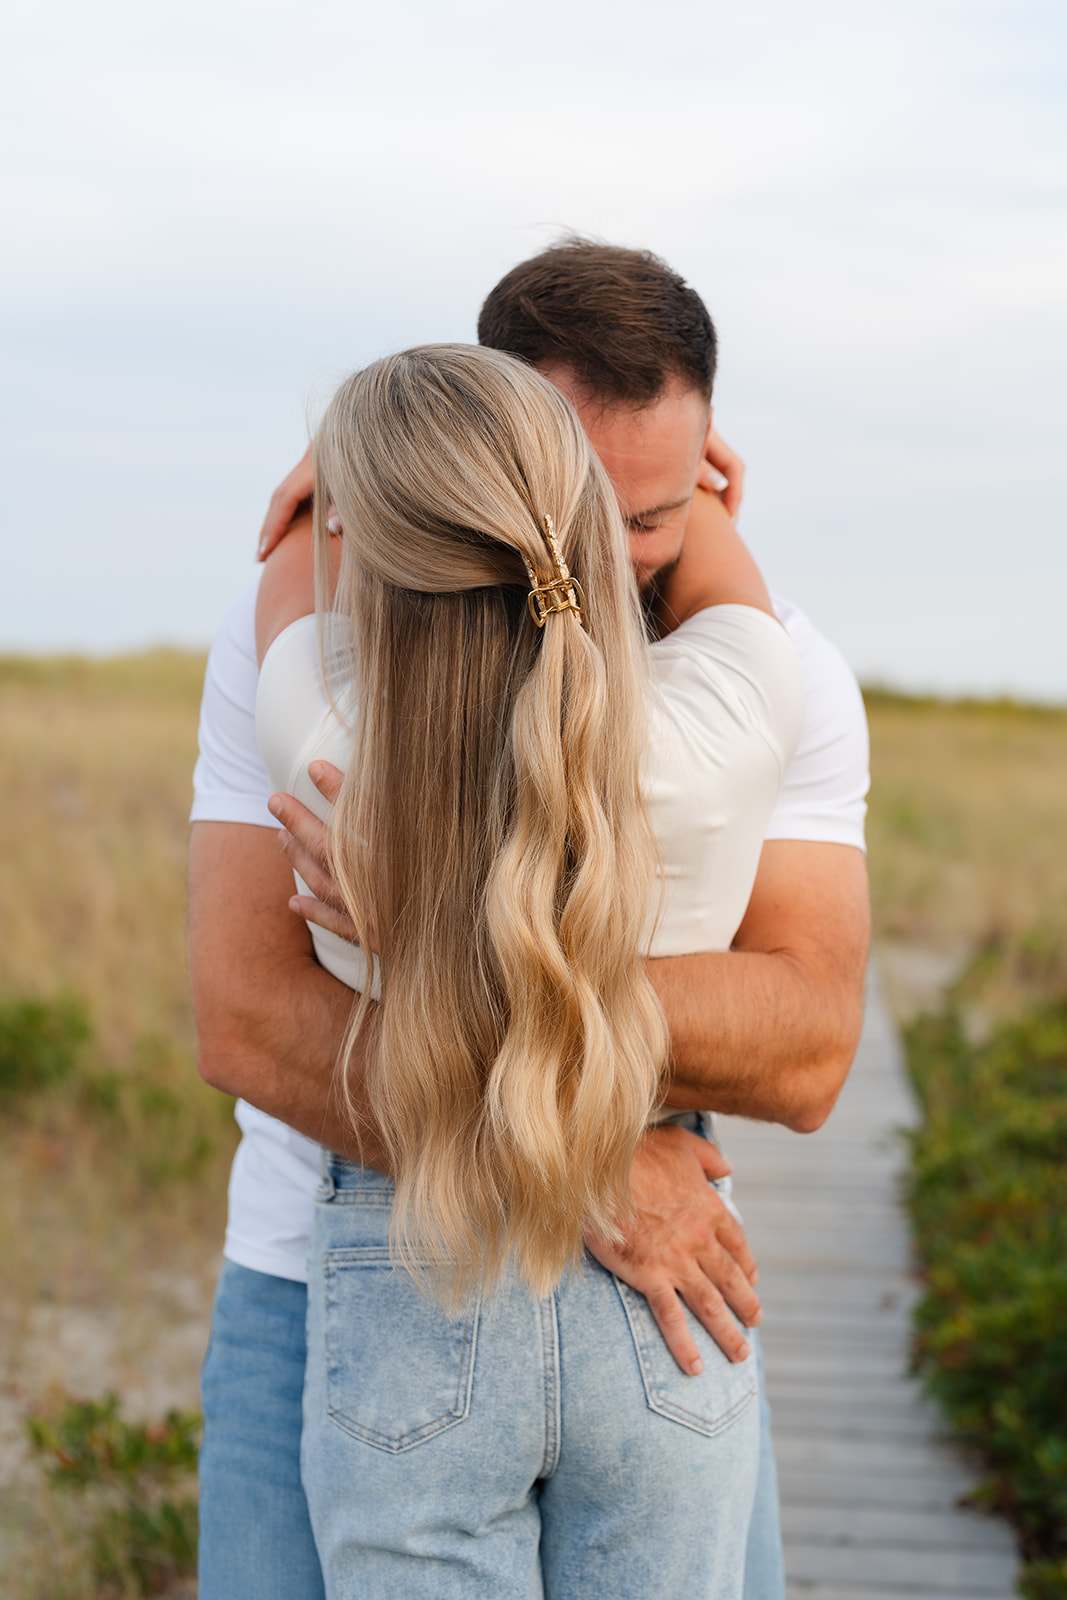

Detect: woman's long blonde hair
313,344,667,1302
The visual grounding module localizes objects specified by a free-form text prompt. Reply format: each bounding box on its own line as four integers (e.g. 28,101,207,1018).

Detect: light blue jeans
301,1155,762,1600
199,1251,784,1599
199,1259,326,1600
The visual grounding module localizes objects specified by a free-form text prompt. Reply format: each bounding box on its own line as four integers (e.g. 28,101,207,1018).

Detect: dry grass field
0,654,1064,1593
865,689,1067,1023
0,653,230,1597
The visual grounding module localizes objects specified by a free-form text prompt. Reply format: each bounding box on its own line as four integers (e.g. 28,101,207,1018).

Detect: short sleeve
766,594,869,851
655,604,806,778
190,582,276,828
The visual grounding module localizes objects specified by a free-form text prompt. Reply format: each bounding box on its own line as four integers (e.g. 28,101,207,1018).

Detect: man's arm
188,820,389,1171
275,777,870,1134
653,839,870,1132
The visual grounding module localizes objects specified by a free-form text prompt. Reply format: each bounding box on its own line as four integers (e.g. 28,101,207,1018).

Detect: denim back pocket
323,1248,480,1453
614,1279,757,1437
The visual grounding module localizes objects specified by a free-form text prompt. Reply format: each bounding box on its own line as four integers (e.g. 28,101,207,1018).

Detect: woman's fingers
257,449,315,560
696,461,729,494
702,427,745,519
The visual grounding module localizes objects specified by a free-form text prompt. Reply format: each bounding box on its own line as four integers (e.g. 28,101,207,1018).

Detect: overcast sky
3,0,1065,698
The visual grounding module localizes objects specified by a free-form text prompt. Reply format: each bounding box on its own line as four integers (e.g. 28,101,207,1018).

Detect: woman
254,345,802,1598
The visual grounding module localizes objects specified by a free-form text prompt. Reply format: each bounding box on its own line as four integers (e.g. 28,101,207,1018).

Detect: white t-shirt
191,582,869,1282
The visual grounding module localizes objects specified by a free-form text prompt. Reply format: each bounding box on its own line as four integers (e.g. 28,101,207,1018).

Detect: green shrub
77,1032,230,1187
27,1393,200,1595
906,1000,1067,1593
0,995,91,1099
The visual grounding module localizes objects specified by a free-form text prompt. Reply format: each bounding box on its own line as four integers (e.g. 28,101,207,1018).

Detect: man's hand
268,761,359,940
696,426,745,519
258,449,314,560
586,1124,761,1376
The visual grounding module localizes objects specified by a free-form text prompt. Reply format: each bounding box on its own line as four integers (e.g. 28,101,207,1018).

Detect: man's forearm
649,947,860,1131
648,841,871,1132
189,822,390,1169
196,955,388,1163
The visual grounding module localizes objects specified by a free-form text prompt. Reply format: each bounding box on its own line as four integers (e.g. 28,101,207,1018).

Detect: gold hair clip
525,515,586,628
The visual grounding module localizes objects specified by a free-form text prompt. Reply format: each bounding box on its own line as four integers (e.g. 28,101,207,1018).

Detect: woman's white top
255,605,804,988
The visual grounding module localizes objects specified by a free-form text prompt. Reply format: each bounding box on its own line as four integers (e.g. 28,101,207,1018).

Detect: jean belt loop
317,1148,337,1201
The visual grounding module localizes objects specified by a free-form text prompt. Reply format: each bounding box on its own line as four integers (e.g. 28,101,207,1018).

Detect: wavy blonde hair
313,344,667,1303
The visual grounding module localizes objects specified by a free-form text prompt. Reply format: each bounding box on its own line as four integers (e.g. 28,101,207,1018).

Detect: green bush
76,1032,229,1187
0,995,91,1099
906,1000,1067,1594
27,1393,200,1596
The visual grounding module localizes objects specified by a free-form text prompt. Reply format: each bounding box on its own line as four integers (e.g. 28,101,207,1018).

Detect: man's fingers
308,761,344,806
268,793,331,870
716,1214,759,1286
289,893,360,943
701,1246,762,1329
678,1278,752,1364
643,1286,706,1377
277,831,346,909
692,1137,732,1183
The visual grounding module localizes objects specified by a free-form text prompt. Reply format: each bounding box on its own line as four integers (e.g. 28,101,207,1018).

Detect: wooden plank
784,1540,1018,1592
785,1589,1007,1600
715,970,1021,1596
776,1467,977,1514
767,1379,933,1408
772,1433,969,1474
767,1403,944,1443
779,1502,1018,1554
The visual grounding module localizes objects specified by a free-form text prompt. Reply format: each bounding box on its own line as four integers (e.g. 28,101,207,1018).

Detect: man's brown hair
477,237,717,406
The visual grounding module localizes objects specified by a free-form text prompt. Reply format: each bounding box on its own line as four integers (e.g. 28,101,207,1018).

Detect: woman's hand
696,426,745,519
585,1124,761,1373
652,489,773,634
257,448,314,560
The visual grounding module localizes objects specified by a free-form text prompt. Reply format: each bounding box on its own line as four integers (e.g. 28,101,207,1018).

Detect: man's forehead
580,401,709,514
536,362,708,475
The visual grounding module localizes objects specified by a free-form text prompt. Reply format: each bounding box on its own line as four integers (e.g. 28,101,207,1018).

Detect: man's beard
639,555,682,639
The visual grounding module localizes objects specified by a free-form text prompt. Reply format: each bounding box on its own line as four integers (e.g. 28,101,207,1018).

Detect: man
189,239,870,1599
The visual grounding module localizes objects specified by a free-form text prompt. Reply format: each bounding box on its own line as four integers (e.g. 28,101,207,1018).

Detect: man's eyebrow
623,497,691,525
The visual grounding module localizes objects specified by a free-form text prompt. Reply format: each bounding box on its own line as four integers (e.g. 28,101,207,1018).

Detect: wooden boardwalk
716,971,1021,1600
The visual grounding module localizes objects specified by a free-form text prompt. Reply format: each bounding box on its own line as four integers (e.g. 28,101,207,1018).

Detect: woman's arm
651,487,774,634
254,506,344,666
254,510,317,666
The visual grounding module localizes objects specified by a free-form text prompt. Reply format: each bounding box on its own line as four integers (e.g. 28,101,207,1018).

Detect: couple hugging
188,239,871,1600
